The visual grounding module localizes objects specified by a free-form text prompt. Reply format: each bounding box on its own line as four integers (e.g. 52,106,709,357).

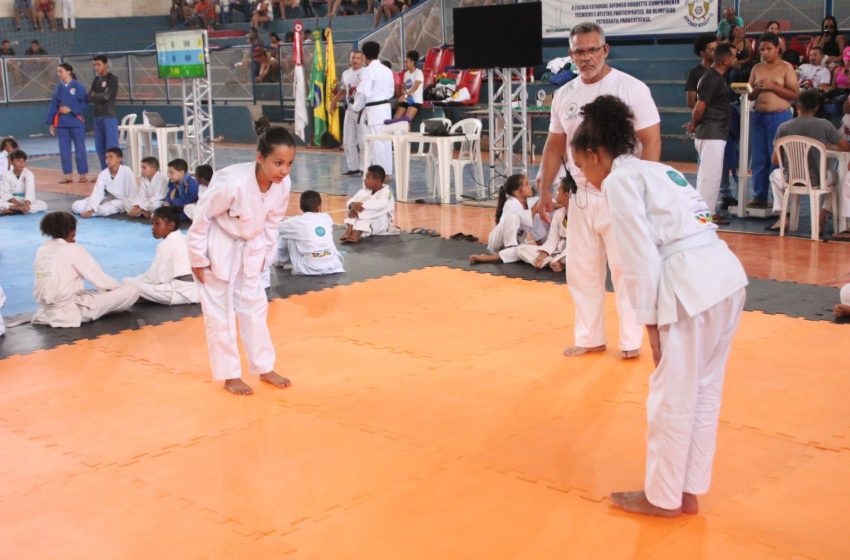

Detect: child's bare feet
834,303,850,319
259,371,292,388
621,348,640,359
563,344,606,357
224,378,254,396
610,491,682,517
682,492,699,514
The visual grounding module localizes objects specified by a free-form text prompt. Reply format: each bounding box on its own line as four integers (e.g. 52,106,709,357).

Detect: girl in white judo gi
469,174,539,265
0,286,6,336
570,95,748,517
124,206,200,305
341,165,396,243
277,190,344,275
31,211,140,328
127,157,168,220
71,147,135,218
187,127,295,396
0,150,48,215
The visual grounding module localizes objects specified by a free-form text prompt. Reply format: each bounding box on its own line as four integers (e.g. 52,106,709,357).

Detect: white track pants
565,190,643,351
770,168,838,214
645,288,746,510
344,109,362,172
196,269,275,381
695,139,726,213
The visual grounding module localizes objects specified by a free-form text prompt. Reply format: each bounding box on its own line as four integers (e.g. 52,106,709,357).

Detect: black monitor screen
453,3,543,69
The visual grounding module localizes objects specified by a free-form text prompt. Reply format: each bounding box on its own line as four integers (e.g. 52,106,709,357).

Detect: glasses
569,45,606,58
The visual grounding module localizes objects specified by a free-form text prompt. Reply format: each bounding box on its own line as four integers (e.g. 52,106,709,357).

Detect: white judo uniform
486,196,536,263
549,68,659,352
604,155,748,510
0,168,48,213
278,212,345,275
183,183,208,221
344,186,395,235
352,59,395,175
71,164,135,216
842,283,850,305
131,171,168,213
187,162,290,381
0,285,6,336
125,231,199,305
516,205,568,267
341,67,364,173
31,238,140,328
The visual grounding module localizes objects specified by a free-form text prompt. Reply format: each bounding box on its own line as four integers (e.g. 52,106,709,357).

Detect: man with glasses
536,21,660,360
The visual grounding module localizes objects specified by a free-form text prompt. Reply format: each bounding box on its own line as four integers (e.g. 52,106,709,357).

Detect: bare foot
224,378,254,396
80,210,94,219
563,344,606,357
259,371,292,389
621,348,640,359
834,303,850,319
682,492,699,514
610,490,682,517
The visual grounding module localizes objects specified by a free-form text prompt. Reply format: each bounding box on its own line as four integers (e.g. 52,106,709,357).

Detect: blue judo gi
45,79,89,176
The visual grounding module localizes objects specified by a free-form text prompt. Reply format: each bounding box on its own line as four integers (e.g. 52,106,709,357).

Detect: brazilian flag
307,30,327,146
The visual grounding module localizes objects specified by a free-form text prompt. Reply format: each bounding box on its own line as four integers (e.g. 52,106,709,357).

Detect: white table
363,131,468,203
118,123,184,177
827,149,850,232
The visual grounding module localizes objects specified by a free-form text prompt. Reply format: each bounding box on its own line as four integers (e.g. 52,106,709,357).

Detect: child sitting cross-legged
71,147,135,218
127,157,168,220
0,150,48,215
162,158,199,218
469,173,540,265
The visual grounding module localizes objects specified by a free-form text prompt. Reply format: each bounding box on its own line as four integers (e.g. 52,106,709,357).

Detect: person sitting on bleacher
798,47,831,92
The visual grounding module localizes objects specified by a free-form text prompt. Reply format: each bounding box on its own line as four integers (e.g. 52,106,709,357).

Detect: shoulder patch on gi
666,170,688,187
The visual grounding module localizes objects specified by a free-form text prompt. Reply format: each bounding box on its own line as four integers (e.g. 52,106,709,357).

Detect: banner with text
543,0,718,38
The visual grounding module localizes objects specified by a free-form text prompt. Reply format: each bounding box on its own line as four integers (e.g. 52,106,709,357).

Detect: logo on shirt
315,226,326,236
696,211,712,224
666,170,689,187
565,102,580,119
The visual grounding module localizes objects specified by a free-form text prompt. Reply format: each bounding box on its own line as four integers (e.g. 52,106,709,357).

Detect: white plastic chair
117,113,137,147
413,118,451,199
774,135,839,240
449,118,484,200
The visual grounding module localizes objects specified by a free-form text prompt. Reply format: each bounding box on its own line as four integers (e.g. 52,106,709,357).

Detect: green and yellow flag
307,30,327,146
325,28,341,142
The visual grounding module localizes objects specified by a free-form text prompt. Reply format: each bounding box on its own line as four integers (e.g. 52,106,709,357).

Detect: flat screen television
453,3,543,69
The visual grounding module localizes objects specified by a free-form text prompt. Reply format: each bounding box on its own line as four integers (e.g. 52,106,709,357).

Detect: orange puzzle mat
0,267,848,559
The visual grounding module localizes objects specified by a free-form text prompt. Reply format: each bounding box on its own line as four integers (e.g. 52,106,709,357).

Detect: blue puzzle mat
0,213,160,316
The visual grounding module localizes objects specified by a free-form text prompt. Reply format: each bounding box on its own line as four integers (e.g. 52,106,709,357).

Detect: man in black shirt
25,40,46,55
685,34,716,109
688,43,734,224
89,54,120,170
0,40,15,56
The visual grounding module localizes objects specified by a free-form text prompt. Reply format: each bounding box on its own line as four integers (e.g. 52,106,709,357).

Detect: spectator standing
747,32,799,207
61,0,75,30
14,0,35,31
34,0,57,31
685,34,716,109
716,7,743,41
45,63,89,184
812,16,846,66
331,50,365,176
89,55,120,170
536,21,661,360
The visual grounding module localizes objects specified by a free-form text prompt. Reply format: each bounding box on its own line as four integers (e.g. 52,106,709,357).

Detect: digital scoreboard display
155,30,207,79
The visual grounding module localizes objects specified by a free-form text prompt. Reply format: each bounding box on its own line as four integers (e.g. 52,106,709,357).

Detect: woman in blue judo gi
46,62,89,184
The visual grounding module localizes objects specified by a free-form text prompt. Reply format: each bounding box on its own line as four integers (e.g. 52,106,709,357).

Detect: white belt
659,230,717,259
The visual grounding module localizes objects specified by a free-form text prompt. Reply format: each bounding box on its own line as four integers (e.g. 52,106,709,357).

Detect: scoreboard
155,30,207,79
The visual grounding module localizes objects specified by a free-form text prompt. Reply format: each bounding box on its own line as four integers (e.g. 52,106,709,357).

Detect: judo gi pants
695,139,726,213
750,110,792,203
516,244,564,269
565,191,643,351
125,278,199,306
360,123,393,176
487,212,523,263
94,117,119,169
196,270,275,381
344,214,391,235
645,288,746,510
57,126,89,176
344,109,362,172
71,198,125,216
842,283,850,305
79,284,140,323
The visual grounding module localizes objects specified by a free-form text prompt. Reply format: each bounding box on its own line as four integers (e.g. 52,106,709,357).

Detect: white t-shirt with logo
548,67,660,192
403,68,424,104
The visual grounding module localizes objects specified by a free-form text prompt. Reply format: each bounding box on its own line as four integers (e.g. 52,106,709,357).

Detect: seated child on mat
183,164,213,221
518,177,570,272
71,147,135,218
127,157,168,219
342,165,396,243
31,211,139,328
124,206,200,305
0,150,48,215
277,190,344,275
163,158,199,218
469,174,540,265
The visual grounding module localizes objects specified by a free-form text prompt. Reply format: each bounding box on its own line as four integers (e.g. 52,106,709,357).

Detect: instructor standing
90,54,120,170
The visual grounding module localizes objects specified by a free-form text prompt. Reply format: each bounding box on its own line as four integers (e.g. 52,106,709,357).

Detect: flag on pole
307,29,327,146
324,28,341,142
292,21,308,143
